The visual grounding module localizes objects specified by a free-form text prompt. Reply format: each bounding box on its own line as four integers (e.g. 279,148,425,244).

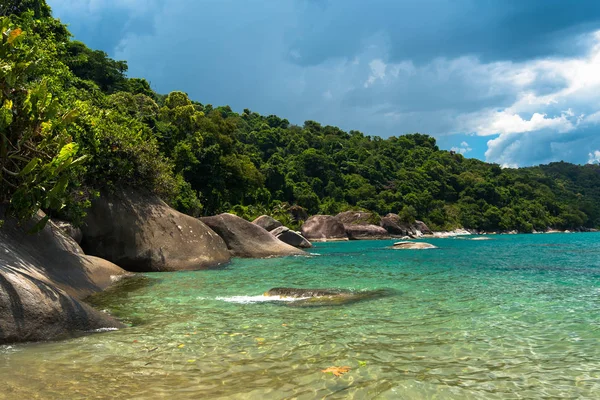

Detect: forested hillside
2,1,600,232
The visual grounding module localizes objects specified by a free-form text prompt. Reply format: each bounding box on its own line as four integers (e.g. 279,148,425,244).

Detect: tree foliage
3,4,600,233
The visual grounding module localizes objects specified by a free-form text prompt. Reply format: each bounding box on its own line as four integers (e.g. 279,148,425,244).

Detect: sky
47,0,600,167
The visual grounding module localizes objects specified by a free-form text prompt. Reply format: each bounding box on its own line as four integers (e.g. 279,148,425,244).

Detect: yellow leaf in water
321,366,351,377
187,359,196,363
255,337,265,342
178,344,185,348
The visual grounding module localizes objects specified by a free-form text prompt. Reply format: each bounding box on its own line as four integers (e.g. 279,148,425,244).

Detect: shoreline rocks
344,224,390,240
200,213,305,258
80,189,231,272
270,226,312,248
301,215,348,241
252,215,283,232
0,209,129,344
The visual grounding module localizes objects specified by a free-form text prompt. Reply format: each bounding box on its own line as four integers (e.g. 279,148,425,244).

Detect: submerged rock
264,287,395,307
344,224,390,240
301,215,348,241
252,215,282,232
200,213,305,258
0,209,128,344
270,226,312,248
81,189,230,272
392,241,437,250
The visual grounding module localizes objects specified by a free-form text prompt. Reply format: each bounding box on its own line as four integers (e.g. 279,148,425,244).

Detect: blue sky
48,0,600,167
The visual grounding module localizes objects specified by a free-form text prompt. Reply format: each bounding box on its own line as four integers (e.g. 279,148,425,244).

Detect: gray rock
270,226,312,248
264,287,396,307
392,241,437,250
345,224,390,240
81,189,231,272
0,209,129,344
380,213,416,236
301,215,348,241
252,215,282,232
414,220,433,235
52,219,83,244
335,211,380,225
200,213,305,258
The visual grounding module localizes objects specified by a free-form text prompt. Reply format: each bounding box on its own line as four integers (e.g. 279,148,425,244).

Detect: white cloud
50,0,600,167
451,141,472,155
588,150,600,164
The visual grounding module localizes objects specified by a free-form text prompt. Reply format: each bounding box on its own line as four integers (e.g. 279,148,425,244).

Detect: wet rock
391,241,437,250
264,287,395,307
200,213,304,258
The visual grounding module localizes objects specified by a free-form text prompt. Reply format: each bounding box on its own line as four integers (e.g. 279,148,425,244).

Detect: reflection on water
2,233,600,399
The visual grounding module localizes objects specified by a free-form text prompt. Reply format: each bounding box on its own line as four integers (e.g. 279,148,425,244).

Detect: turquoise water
2,233,600,399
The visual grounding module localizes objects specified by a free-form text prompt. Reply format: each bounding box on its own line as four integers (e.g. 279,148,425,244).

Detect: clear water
2,233,600,399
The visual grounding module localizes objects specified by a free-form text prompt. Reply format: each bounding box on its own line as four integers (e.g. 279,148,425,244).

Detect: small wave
88,327,120,333
215,295,309,304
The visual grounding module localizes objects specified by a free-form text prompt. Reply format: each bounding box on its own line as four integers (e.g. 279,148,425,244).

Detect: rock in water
270,226,312,248
252,215,283,232
200,213,305,258
414,220,433,235
81,189,231,272
344,224,390,240
380,213,417,237
0,209,128,344
301,215,348,241
392,241,437,250
264,287,395,307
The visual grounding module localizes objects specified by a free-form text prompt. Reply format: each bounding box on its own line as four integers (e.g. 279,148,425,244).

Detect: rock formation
200,213,304,258
80,189,231,272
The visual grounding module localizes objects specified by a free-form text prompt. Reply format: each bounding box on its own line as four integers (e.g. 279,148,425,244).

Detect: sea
2,233,600,399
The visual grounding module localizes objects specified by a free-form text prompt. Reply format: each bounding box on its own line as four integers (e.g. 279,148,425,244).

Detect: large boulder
270,226,312,248
380,213,417,237
80,189,231,272
0,210,128,344
345,224,390,240
301,215,348,241
200,213,305,258
252,215,282,232
52,219,83,244
414,220,433,235
335,211,380,225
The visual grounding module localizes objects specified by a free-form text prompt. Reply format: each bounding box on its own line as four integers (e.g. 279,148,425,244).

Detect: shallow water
2,233,600,399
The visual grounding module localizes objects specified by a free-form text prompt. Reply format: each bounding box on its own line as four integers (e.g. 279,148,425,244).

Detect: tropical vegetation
2,1,600,233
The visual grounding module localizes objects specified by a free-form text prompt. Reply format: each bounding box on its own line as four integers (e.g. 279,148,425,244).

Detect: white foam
215,295,309,304
88,327,120,333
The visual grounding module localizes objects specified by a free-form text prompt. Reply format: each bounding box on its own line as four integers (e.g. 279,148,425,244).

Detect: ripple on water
2,233,600,399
